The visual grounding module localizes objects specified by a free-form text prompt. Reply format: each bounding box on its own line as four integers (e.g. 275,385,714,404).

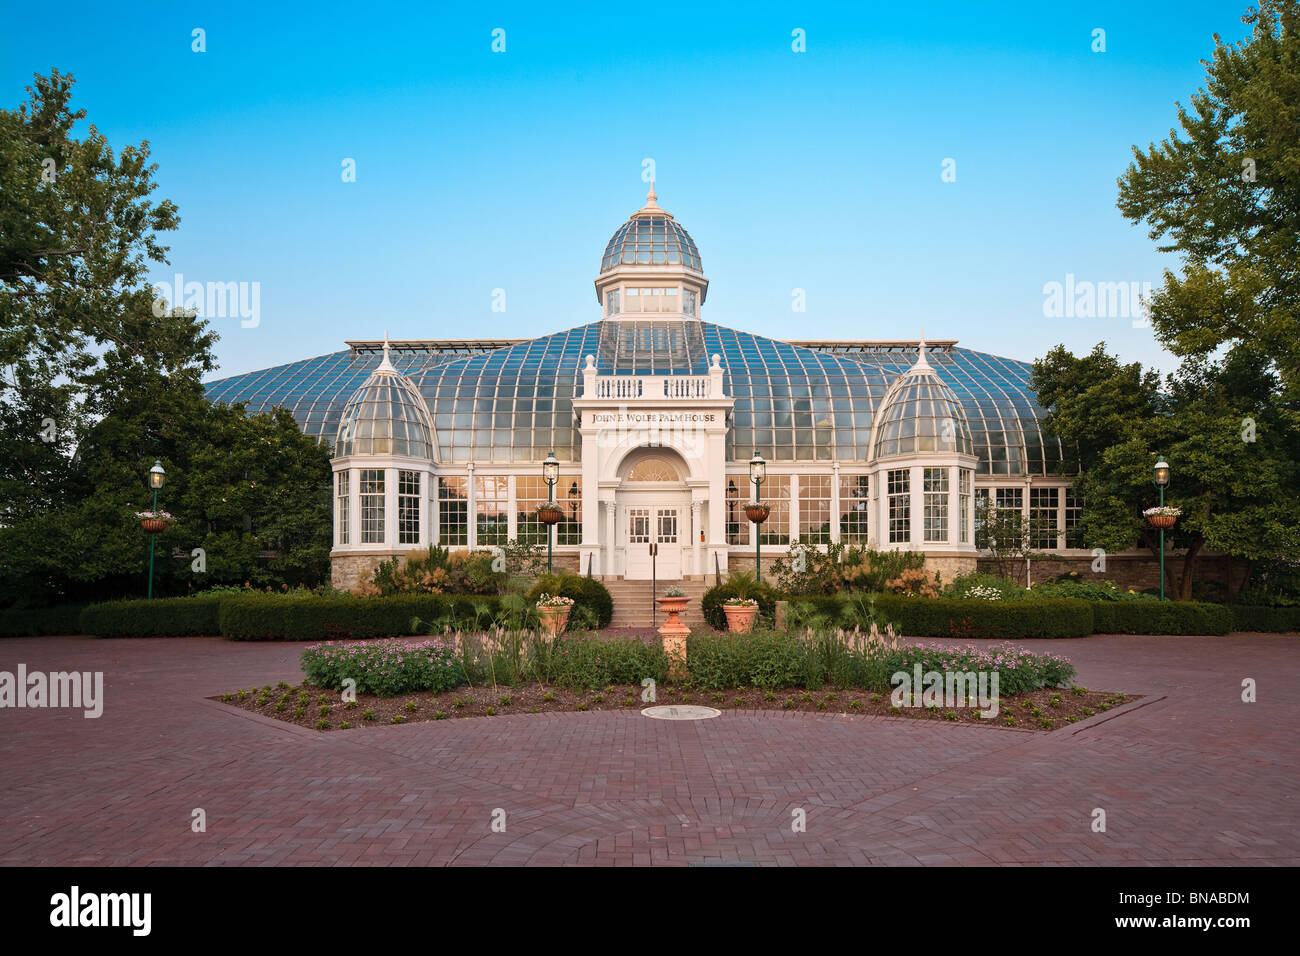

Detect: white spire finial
377,331,395,372
912,330,932,371
646,178,657,205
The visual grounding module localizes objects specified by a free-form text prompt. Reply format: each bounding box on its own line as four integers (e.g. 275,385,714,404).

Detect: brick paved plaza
1,633,1296,866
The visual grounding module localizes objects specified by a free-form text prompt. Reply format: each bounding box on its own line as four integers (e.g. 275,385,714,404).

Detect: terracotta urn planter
1147,514,1177,530
744,503,771,524
657,595,689,616
537,604,570,636
723,602,758,634
140,517,169,534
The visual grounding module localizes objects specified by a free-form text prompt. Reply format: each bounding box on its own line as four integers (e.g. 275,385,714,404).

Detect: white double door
622,495,688,580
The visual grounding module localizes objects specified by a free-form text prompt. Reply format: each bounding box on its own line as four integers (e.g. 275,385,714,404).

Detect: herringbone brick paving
0,633,1295,865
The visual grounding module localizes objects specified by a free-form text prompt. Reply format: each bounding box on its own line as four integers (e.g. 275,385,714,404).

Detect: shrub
702,574,779,629
944,572,1028,601
546,635,666,690
1089,601,1232,635
0,604,86,637
219,593,503,641
769,541,926,594
1029,576,1155,602
685,631,820,689
889,642,1076,695
368,545,505,596
524,574,613,629
869,595,1095,639
79,595,225,638
1228,604,1300,633
300,638,467,696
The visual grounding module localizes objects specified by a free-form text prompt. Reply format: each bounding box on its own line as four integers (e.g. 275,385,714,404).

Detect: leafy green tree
1033,344,1300,599
0,71,331,605
0,69,213,529
1117,1,1300,399
1030,344,1161,473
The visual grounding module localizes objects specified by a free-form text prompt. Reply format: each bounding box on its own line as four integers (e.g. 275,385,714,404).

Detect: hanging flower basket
1143,506,1181,530
136,511,173,534
744,502,771,524
535,502,565,526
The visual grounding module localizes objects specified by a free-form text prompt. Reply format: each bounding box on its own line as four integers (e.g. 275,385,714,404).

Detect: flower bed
301,638,465,696
217,679,1133,733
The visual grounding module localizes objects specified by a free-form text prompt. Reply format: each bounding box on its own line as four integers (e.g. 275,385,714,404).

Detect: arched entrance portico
615,448,693,579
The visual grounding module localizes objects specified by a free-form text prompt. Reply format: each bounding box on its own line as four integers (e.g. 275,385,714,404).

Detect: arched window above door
625,456,680,482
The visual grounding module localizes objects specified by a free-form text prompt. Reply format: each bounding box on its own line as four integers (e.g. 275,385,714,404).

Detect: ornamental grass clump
300,638,466,696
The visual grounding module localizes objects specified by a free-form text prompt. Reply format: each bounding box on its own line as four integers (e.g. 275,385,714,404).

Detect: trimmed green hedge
0,605,87,637
1089,600,1232,635
79,596,225,638
785,593,1236,638
1229,605,1300,633
872,595,1095,639
219,594,503,641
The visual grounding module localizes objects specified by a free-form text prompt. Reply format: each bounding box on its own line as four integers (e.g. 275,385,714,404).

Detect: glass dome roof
871,370,975,459
333,365,435,459
208,320,1062,476
601,215,702,272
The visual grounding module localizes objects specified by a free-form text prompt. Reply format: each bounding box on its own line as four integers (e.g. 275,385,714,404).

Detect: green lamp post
1153,458,1170,602
541,450,560,574
146,460,166,599
746,450,769,583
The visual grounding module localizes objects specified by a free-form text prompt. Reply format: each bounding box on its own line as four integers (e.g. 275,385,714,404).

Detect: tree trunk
1177,538,1203,601
1234,559,1255,600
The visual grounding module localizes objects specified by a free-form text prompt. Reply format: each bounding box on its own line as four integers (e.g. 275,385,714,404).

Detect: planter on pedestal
657,594,691,680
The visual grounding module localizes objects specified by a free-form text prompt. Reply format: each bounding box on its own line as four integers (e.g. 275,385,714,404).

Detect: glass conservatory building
206,186,1080,590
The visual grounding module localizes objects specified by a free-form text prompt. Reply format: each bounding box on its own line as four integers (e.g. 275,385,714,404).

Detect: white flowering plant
535,593,575,609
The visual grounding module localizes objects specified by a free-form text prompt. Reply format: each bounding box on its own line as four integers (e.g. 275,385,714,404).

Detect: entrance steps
600,576,715,630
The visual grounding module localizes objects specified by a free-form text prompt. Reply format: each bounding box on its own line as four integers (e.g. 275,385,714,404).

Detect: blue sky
2,1,1254,380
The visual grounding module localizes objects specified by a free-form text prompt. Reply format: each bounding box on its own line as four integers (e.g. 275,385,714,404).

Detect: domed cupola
330,336,437,568
594,183,708,318
866,336,979,555
334,337,435,460
871,339,974,459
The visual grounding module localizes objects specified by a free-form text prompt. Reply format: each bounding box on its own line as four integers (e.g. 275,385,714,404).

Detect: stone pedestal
657,596,691,680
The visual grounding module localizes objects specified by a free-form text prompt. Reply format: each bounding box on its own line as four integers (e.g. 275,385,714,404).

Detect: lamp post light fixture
748,450,768,583
542,450,560,574
146,460,166,599
1153,457,1170,602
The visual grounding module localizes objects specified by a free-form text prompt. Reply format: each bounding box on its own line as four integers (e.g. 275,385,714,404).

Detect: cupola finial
377,330,395,372
912,330,932,371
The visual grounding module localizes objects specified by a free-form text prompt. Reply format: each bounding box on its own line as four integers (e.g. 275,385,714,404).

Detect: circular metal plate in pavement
641,705,722,720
